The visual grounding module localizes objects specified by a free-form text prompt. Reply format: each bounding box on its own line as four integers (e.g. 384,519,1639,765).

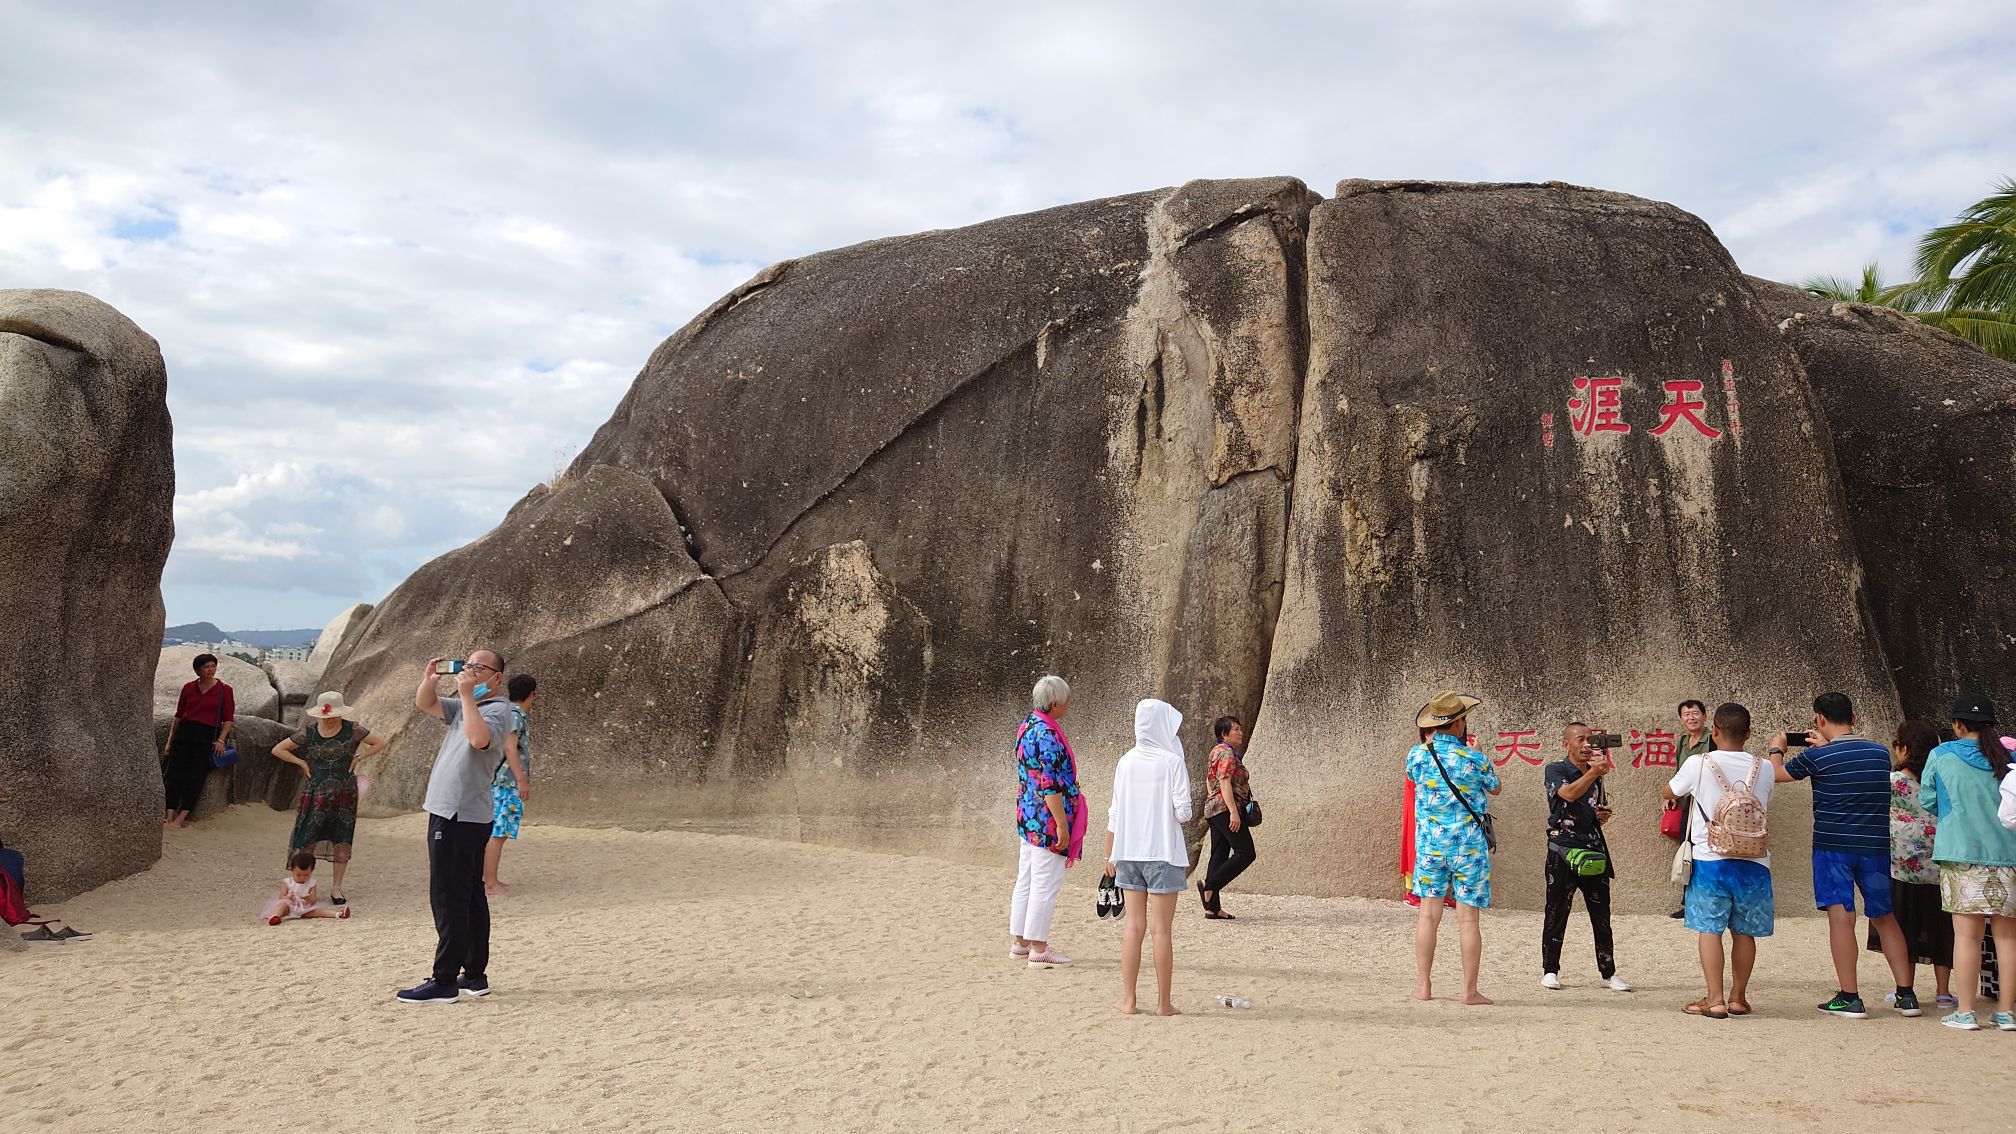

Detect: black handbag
1242,798,1263,828
1427,741,1496,853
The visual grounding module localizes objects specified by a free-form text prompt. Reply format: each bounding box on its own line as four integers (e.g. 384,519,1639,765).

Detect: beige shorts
1939,863,2016,917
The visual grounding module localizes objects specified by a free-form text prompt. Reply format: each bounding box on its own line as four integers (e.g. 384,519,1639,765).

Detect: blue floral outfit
1406,732,1500,907
1016,713,1080,850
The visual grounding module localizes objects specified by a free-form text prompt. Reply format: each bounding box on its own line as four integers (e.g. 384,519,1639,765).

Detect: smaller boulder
309,603,373,670
262,660,321,726
154,645,279,723
150,715,299,821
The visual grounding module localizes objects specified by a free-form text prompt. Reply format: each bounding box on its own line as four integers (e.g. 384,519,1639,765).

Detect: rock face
0,289,175,902
309,603,373,673
1749,278,2016,725
154,646,280,724
329,178,2014,910
262,659,321,726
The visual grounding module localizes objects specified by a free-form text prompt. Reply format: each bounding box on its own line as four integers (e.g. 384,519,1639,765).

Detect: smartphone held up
434,659,466,676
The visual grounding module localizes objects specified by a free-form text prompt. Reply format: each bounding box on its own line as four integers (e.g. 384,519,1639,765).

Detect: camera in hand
1587,731,1623,749
1784,730,1812,747
434,659,466,676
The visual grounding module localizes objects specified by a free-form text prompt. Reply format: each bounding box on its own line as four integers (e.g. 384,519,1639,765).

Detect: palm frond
1912,307,2016,363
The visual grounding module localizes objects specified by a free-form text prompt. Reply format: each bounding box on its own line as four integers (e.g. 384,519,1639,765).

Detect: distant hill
162,623,320,649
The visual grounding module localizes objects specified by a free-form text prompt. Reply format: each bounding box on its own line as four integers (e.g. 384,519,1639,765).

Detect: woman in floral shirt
1198,715,1255,919
1868,720,1955,1006
1008,675,1084,969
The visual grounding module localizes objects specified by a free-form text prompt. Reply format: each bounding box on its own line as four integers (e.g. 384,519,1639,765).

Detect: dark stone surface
0,289,174,903
1751,277,2016,724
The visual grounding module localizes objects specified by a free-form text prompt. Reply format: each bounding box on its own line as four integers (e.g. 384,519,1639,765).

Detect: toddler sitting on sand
261,850,351,925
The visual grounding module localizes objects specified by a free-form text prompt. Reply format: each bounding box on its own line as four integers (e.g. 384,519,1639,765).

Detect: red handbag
1659,803,1684,840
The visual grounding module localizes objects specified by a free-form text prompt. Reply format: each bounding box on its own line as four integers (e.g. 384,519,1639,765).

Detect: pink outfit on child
260,876,333,920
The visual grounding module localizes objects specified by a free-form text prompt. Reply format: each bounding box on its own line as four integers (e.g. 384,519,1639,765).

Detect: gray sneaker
19,925,61,944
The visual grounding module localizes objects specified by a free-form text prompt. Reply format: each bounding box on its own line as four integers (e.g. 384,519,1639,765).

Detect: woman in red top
161,653,236,828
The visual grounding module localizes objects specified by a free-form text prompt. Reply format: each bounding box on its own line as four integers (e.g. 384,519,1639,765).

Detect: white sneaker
1541,973,1562,990
1603,975,1633,992
1027,949,1073,969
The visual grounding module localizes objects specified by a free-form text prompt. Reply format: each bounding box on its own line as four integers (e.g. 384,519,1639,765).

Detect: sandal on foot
1727,1000,1752,1016
1684,997,1729,1020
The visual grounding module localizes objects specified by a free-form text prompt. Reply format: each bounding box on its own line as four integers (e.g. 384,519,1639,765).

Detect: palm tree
1911,178,2016,361
1801,262,1929,309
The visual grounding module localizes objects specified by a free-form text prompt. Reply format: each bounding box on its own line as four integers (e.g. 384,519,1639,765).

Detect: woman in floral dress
271,691,387,905
1868,720,1954,1006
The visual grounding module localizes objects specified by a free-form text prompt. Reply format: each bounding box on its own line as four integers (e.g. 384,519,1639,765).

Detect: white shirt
1667,750,1775,866
1107,699,1193,868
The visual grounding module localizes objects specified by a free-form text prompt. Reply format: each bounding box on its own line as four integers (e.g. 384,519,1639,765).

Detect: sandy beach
5,805,2011,1134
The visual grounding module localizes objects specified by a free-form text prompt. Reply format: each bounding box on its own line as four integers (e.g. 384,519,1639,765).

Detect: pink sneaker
1009,943,1031,958
1027,949,1073,969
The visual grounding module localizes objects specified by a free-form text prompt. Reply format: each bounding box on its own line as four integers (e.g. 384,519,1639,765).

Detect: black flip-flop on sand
52,926,91,941
332,895,347,906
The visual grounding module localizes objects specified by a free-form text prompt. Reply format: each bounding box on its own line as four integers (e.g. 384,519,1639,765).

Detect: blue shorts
1411,839,1493,909
1812,849,1892,916
1684,858,1774,937
1113,859,1186,894
491,783,523,840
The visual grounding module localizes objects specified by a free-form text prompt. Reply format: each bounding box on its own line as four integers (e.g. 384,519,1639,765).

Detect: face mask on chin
472,683,491,699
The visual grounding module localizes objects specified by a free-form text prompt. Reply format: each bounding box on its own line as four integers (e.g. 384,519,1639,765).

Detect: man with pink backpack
1663,702,1776,1020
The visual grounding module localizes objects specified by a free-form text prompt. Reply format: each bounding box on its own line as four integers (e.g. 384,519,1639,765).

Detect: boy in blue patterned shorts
1664,702,1774,1021
483,674,537,897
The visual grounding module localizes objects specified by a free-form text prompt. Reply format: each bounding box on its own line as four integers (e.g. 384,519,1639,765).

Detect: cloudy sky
3,1,2011,630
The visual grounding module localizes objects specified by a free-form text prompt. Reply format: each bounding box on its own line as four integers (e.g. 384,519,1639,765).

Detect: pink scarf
1030,710,1088,866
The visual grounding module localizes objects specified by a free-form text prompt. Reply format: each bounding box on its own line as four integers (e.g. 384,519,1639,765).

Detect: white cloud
0,0,2011,627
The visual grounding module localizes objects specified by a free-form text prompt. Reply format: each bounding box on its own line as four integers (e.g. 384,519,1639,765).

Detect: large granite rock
328,177,2006,911
0,289,174,902
334,178,1315,855
262,659,321,726
1749,278,2016,725
154,646,280,723
1243,181,1897,911
309,603,373,673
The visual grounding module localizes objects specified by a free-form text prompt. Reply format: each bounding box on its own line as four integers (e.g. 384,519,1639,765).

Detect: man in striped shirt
1768,692,1917,1019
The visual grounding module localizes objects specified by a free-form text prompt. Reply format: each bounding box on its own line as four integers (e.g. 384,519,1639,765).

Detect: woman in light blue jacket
1922,694,2016,1031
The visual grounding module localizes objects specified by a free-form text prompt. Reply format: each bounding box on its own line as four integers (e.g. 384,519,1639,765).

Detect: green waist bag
1564,848,1608,876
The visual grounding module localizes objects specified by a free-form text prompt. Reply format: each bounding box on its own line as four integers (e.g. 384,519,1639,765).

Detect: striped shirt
1784,735,1891,855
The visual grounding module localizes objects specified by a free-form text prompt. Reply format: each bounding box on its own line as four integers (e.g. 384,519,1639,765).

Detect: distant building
264,646,312,662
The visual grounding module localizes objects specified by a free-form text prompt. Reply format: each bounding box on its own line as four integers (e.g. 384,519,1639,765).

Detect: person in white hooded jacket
1102,698,1192,1016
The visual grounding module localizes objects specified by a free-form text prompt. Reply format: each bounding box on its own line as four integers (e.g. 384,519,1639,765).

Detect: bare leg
1456,903,1490,1005
1697,932,1726,1009
169,810,190,828
1935,964,1953,999
1825,905,1860,994
331,859,348,900
1149,891,1179,1015
1992,916,2016,1017
1870,913,1913,990
1730,933,1756,1008
483,838,510,896
299,907,340,919
1413,897,1445,1001
1953,914,1986,1016
1116,889,1145,1014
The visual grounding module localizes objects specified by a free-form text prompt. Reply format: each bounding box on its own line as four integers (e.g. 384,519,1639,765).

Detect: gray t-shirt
423,695,514,822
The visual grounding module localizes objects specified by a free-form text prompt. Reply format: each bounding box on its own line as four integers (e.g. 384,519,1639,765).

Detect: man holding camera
396,650,515,1005
1540,723,1631,991
1767,691,1917,1019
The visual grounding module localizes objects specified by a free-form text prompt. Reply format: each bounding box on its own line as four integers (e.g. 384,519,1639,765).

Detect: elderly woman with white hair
1009,674,1085,969
1104,698,1192,1015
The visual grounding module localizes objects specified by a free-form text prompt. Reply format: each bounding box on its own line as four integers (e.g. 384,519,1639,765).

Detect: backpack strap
1703,753,1735,793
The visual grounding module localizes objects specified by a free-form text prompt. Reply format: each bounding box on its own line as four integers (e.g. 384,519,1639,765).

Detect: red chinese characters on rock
1492,730,1543,767
1567,376,1630,437
1648,380,1721,439
1629,729,1679,769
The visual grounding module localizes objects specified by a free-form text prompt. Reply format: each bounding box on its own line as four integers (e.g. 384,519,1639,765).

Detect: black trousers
163,722,216,813
1541,850,1615,978
1205,810,1257,895
428,813,492,984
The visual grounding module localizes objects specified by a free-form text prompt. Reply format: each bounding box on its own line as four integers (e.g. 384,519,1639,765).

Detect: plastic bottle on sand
1217,995,1253,1009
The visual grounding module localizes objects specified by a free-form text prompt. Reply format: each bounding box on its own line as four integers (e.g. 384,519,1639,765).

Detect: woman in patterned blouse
1009,675,1084,969
1198,715,1255,919
1868,720,1954,1007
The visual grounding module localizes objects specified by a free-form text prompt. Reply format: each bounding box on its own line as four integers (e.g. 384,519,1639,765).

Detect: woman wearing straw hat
1408,690,1501,1004
272,692,387,906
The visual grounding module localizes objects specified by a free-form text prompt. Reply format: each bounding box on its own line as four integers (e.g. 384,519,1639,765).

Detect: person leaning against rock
271,691,387,906
1408,691,1501,1005
161,652,235,829
1539,723,1630,992
395,651,514,1006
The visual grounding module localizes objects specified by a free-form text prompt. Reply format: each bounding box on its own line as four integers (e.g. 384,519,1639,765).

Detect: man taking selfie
1540,723,1631,991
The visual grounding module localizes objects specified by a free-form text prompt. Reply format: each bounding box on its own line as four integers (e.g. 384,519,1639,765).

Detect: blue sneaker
1993,1012,2016,1032
1941,1011,1980,1031
395,978,460,1005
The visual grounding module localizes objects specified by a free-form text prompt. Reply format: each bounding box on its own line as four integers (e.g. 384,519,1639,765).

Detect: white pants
1009,840,1068,943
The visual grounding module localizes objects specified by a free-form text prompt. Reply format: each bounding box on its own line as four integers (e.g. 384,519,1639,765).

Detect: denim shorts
1812,849,1892,915
1684,858,1774,937
1114,859,1186,894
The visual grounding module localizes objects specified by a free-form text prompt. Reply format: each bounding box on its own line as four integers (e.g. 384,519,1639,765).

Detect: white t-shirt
1998,765,2016,832
1107,749,1193,868
1668,750,1775,866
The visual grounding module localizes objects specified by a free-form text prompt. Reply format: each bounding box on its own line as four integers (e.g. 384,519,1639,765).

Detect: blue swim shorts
1684,858,1774,937
1411,841,1492,909
1113,859,1186,894
491,783,523,840
1811,849,1892,916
